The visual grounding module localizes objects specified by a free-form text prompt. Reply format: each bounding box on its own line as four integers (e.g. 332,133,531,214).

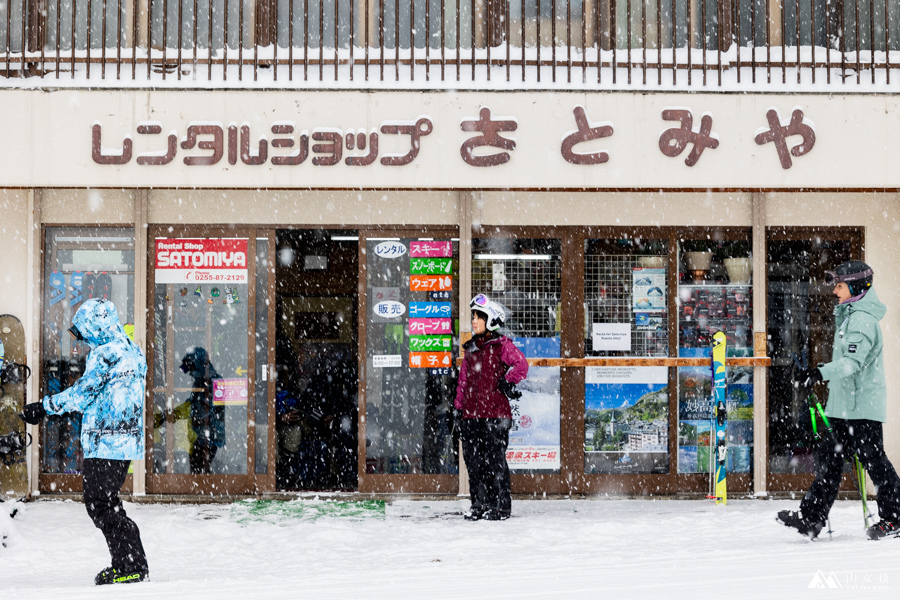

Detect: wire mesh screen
585,253,668,357
471,239,561,339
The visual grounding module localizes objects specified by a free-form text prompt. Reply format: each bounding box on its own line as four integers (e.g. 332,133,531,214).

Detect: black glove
20,402,47,425
793,367,823,389
498,378,522,400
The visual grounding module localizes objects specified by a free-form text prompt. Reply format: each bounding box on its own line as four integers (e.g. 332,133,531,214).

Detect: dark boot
777,510,824,539
866,520,900,540
463,506,484,521
95,566,149,585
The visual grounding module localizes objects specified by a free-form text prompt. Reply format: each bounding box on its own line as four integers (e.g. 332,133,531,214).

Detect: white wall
147,190,458,225
479,191,753,227
0,190,31,319
40,189,135,224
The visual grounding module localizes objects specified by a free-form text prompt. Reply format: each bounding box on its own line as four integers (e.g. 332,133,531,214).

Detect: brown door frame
146,224,263,495
357,225,461,495
764,225,865,493
256,229,278,493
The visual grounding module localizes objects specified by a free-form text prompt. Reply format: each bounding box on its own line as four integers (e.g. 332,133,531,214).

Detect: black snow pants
461,418,512,517
800,418,900,524
83,458,148,573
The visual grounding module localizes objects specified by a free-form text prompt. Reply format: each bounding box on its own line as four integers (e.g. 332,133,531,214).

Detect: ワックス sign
155,238,248,284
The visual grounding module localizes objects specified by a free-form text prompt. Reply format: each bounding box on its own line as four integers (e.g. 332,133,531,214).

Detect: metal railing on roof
1,0,898,87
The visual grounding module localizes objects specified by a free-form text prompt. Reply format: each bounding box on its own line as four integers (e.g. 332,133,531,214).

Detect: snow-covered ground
2,497,898,598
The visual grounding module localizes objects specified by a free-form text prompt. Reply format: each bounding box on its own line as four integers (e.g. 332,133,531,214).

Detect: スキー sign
154,238,248,284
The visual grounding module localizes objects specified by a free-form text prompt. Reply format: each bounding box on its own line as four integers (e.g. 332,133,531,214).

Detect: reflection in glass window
151,237,250,476
583,237,669,475
41,227,135,475
473,238,561,475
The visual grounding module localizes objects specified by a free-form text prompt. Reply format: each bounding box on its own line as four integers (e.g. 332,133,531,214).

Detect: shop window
676,237,754,476
364,236,459,475
151,237,250,475
472,237,561,475
583,237,669,475
41,227,135,475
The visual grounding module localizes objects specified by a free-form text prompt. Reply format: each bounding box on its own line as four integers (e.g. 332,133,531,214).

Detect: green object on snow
231,500,386,525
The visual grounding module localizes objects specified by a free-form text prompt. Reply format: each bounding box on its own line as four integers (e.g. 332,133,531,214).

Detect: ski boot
776,510,824,539
463,506,484,521
866,520,900,540
94,566,149,585
481,509,511,521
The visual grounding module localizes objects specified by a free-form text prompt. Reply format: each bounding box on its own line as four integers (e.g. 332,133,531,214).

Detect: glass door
359,228,460,494
40,227,136,493
765,227,863,491
147,227,265,494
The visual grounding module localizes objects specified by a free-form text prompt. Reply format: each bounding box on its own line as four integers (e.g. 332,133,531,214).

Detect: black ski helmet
825,260,873,296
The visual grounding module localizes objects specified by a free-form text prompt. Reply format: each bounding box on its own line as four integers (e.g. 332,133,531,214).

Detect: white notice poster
591,323,632,352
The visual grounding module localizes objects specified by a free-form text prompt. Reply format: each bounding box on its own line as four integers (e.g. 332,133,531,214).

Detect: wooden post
256,0,278,47
768,0,782,46
717,0,732,52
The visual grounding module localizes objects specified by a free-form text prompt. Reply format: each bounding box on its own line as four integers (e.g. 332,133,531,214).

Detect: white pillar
458,191,475,497
132,190,148,495
26,189,41,497
752,192,768,496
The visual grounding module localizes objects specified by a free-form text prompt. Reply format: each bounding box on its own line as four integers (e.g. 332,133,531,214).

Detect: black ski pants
461,418,512,516
800,418,900,524
83,458,148,572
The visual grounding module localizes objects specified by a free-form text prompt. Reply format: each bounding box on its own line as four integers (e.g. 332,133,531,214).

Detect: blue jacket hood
72,299,128,348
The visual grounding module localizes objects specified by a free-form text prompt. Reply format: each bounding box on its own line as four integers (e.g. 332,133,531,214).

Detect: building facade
0,1,898,499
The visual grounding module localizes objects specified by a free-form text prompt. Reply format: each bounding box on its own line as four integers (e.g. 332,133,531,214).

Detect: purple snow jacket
454,333,528,419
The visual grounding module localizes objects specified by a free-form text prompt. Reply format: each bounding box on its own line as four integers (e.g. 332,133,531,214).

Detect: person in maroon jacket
455,294,529,521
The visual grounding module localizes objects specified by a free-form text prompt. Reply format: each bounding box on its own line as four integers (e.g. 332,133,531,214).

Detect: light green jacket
818,288,887,422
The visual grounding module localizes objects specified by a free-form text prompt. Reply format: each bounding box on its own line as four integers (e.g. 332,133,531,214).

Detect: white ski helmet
470,294,506,331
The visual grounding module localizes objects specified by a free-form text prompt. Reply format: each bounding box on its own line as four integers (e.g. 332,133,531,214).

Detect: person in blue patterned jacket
21,298,149,585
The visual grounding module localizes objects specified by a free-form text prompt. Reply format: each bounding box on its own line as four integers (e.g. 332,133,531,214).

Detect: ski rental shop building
0,0,899,501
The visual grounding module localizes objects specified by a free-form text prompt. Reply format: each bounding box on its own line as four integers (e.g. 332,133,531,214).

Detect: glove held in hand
20,402,47,425
498,378,523,400
793,367,823,389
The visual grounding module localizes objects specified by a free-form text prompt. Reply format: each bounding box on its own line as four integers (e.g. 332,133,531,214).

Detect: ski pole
853,454,872,530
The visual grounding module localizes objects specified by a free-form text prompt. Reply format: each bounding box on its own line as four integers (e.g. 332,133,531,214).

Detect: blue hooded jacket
43,299,147,460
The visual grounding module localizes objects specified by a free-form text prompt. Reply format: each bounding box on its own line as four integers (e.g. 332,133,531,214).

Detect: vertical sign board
409,241,455,375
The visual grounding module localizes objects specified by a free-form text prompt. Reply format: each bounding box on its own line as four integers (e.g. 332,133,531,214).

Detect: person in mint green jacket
778,261,900,540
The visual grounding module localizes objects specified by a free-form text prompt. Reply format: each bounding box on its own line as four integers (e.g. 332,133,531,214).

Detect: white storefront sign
1,90,899,189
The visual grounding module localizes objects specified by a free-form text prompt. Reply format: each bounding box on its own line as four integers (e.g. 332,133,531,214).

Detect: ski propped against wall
709,331,728,505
